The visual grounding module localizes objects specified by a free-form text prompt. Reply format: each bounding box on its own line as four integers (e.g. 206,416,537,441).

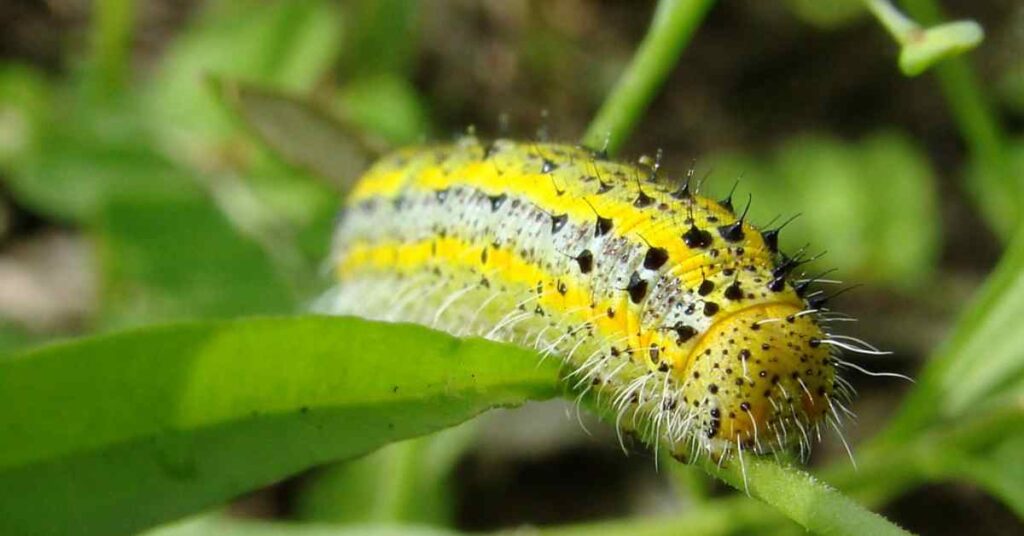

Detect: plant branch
861,0,983,77
864,0,920,42
698,456,913,536
88,0,136,97
581,0,715,156
576,394,906,534
894,0,1017,236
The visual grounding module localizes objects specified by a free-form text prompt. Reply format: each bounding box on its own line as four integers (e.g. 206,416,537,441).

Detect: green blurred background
0,0,1020,534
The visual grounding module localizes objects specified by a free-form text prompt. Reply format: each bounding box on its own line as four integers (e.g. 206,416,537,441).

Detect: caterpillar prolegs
320,136,865,462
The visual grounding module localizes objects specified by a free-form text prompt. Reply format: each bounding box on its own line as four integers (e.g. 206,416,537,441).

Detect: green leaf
820,399,1022,516
2,91,197,222
884,230,1024,439
772,136,873,274
213,79,373,189
94,195,296,327
946,429,1024,517
0,322,37,356
151,518,460,536
221,152,340,251
0,316,564,536
341,0,420,78
925,234,1024,417
857,131,941,286
922,402,1022,515
705,132,940,288
146,0,344,158
898,20,984,77
862,0,983,77
979,432,1024,513
141,1,349,280
335,74,432,146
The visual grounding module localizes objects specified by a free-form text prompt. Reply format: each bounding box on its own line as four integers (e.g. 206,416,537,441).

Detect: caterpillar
319,136,865,463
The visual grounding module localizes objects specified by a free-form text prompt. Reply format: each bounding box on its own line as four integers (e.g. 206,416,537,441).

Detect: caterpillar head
678,302,834,456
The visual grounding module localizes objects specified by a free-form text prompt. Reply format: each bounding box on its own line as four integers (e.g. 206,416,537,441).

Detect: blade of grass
881,229,1024,440
822,396,1023,514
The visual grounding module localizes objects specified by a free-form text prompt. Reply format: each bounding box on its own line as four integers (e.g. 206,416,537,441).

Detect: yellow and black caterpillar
322,137,862,462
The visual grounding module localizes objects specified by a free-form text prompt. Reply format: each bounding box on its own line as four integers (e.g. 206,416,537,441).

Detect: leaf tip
898,20,985,77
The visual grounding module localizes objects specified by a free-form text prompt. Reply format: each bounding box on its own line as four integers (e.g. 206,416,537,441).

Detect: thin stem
575,401,905,534
366,441,421,521
581,0,715,156
89,0,136,97
863,0,920,44
149,497,782,536
530,496,779,536
664,457,712,504
931,61,1016,235
698,456,913,536
898,0,1017,236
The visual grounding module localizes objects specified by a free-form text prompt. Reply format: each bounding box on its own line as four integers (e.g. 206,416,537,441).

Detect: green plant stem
365,441,420,521
663,455,712,504
898,0,1018,236
863,0,920,43
556,400,1022,536
147,497,782,536
89,0,136,97
577,401,905,534
581,0,715,156
698,456,912,536
508,496,779,536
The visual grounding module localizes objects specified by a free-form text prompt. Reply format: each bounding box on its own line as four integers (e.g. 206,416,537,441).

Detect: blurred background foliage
0,0,1021,535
